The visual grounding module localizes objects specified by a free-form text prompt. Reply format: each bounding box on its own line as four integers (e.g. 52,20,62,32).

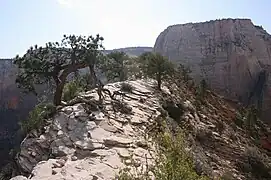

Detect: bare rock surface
13,80,160,180
154,18,271,122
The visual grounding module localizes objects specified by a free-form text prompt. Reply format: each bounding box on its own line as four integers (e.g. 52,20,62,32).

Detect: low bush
62,80,84,102
152,130,208,180
195,79,207,108
20,103,56,134
116,119,209,180
120,83,134,93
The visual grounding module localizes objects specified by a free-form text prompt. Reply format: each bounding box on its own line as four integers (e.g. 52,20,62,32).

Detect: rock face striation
154,18,271,122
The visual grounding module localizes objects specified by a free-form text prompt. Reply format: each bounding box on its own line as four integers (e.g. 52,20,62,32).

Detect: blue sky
0,0,270,58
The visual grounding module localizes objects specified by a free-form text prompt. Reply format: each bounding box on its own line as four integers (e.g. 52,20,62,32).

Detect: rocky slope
10,80,160,180
8,78,271,180
0,46,152,169
154,18,271,123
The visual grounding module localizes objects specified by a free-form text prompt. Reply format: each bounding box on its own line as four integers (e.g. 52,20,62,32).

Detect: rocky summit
154,18,271,123
10,80,159,180
8,78,271,180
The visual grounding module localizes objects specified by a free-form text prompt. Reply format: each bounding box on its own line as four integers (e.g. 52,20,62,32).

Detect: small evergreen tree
178,63,192,82
14,34,104,105
101,51,129,82
138,52,175,90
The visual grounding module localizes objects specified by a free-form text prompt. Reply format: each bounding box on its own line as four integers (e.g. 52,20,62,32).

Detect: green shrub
234,106,262,139
234,111,245,128
112,100,133,114
20,103,56,134
117,169,134,180
62,80,84,102
153,131,208,180
195,79,207,107
76,73,93,90
120,82,134,93
178,64,192,83
116,167,151,180
116,125,209,180
244,106,258,132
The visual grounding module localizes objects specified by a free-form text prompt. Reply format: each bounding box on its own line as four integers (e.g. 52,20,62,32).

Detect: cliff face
0,59,37,168
154,18,271,122
0,59,37,111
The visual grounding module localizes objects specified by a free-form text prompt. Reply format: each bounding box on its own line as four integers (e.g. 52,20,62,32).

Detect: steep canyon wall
0,59,37,167
154,18,271,122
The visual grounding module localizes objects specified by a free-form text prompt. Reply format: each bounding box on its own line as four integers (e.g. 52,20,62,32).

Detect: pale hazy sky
0,0,270,58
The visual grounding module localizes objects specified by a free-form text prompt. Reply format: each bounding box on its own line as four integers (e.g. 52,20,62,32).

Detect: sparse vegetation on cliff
117,119,209,180
195,79,208,108
14,34,104,106
62,80,85,102
20,103,56,134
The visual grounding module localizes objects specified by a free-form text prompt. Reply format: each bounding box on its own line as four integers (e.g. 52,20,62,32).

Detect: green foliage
153,131,208,180
20,103,56,134
112,100,133,114
243,106,258,132
177,63,192,83
117,123,209,180
62,71,98,102
195,79,208,107
234,105,267,141
116,166,151,180
0,162,15,180
120,82,134,93
62,80,84,102
234,109,245,128
235,106,257,128
14,34,104,105
125,57,144,80
117,169,134,180
76,72,93,90
138,52,175,90
101,51,129,82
